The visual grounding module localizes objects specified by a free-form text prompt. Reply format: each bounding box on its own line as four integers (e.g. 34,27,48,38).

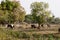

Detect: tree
5,11,16,24
0,0,26,24
47,15,55,23
30,2,52,28
13,6,26,23
53,18,60,24
25,14,33,23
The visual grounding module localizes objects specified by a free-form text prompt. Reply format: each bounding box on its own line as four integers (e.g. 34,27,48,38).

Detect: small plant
10,32,30,39
48,34,54,40
43,34,48,40
56,37,60,40
32,33,41,38
21,32,30,39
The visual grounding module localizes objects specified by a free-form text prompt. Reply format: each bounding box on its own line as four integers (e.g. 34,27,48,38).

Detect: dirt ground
0,23,60,34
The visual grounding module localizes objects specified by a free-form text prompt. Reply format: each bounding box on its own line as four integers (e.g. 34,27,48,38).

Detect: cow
31,24,36,28
7,24,14,29
58,28,60,32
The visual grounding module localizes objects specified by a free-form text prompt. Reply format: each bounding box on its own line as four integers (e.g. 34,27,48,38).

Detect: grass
0,28,60,40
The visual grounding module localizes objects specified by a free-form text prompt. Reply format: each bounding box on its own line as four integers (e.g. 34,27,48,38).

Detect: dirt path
12,29,59,34
25,31,58,34
0,27,59,34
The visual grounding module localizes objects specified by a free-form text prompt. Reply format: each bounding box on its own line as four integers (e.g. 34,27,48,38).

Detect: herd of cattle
6,23,50,29
7,24,38,29
6,23,60,32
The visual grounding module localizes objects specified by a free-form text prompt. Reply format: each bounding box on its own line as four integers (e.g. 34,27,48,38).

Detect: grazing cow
7,24,14,29
31,24,36,28
58,28,60,32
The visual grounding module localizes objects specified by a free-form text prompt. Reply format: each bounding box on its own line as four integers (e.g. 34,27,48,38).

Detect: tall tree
30,2,52,28
0,0,26,24
13,5,26,22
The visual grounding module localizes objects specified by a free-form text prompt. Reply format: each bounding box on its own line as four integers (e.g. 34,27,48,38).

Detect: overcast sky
0,0,60,17
20,0,60,17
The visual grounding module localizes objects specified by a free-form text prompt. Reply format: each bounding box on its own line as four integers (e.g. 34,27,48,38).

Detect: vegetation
0,0,26,24
0,0,60,25
0,0,60,40
30,2,53,28
0,28,59,40
25,14,33,23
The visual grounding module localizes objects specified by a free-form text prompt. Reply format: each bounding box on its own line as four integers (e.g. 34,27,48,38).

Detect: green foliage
36,14,46,24
47,16,55,23
13,3,26,22
32,33,41,38
6,30,30,39
25,14,34,23
20,32,30,38
30,2,52,27
48,34,54,40
47,16,60,24
0,28,60,40
6,12,16,23
0,0,26,24
52,18,60,24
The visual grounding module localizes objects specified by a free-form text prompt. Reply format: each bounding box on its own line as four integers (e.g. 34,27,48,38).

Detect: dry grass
0,24,60,40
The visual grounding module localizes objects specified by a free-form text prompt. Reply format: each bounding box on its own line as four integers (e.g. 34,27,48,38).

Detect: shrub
20,32,30,39
48,34,54,40
9,31,30,39
32,33,41,38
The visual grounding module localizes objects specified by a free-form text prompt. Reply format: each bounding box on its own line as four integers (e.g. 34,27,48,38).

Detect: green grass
0,28,60,40
0,28,18,40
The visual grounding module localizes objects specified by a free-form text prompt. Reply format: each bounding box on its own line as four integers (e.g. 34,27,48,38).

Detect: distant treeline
0,0,60,25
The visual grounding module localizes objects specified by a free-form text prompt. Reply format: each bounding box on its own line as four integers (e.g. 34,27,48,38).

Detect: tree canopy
0,0,26,24
30,2,52,27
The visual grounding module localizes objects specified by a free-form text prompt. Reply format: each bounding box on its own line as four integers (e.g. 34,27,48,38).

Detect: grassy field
0,27,60,40
0,24,60,40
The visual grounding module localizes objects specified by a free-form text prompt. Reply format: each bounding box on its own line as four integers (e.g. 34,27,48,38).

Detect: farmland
0,0,60,40
0,24,60,40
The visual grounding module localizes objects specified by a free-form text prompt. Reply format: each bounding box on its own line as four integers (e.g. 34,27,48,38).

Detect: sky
0,0,60,17
20,0,60,17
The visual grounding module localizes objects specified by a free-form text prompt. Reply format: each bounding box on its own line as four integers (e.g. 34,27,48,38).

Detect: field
0,24,60,40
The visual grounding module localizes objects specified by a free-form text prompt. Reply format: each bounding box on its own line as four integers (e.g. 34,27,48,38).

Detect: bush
20,32,30,38
32,33,41,38
48,34,54,40
9,31,30,39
